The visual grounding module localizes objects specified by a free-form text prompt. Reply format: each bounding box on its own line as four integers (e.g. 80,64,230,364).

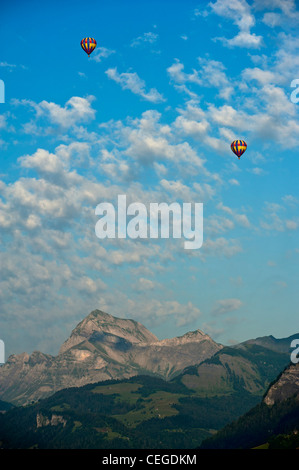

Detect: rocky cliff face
0,310,222,406
36,412,67,428
264,363,299,406
59,310,158,354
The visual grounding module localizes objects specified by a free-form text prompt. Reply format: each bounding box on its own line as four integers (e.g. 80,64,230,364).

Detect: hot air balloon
81,37,97,57
231,140,247,159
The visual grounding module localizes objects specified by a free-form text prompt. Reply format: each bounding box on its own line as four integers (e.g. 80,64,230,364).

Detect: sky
0,0,299,357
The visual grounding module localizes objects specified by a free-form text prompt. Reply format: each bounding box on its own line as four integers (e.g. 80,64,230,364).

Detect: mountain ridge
0,309,222,405
0,309,296,408
236,333,299,354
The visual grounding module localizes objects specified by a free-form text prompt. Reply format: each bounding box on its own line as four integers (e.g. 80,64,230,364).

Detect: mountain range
0,345,294,449
0,308,297,448
0,309,222,405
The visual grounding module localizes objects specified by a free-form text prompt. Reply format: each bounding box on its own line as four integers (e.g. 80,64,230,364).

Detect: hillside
200,362,299,449
0,375,266,449
175,343,291,396
0,343,293,449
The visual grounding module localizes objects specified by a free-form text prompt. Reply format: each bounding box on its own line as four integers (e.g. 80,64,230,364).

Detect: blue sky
0,0,299,357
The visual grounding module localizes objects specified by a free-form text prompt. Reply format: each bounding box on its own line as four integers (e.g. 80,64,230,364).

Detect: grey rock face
264,363,299,406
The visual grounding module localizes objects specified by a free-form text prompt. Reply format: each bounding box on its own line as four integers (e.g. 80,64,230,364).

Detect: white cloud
260,200,298,232
229,178,240,186
174,115,210,138
13,96,96,130
131,32,159,47
202,237,242,258
206,215,235,235
207,86,299,148
248,167,266,176
141,299,202,327
285,220,298,230
0,62,17,69
212,298,243,315
167,60,201,85
218,31,263,49
106,68,165,103
282,195,299,206
242,67,276,85
91,46,115,62
217,202,251,228
253,0,299,27
0,115,7,129
38,96,96,127
122,110,207,171
168,58,233,99
153,162,168,178
133,277,156,292
209,0,263,48
19,148,66,176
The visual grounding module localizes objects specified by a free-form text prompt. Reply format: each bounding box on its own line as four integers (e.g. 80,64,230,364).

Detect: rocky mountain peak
59,309,158,355
152,328,212,347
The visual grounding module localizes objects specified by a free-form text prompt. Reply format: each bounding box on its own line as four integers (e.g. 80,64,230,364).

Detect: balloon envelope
231,140,247,158
81,37,97,56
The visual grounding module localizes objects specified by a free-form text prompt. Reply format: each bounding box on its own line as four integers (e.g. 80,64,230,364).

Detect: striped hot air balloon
80,37,97,57
231,140,247,159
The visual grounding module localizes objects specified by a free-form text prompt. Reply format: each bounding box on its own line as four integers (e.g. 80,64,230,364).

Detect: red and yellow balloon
80,37,97,57
231,140,247,159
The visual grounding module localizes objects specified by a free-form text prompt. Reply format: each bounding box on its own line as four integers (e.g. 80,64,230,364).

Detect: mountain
173,342,291,396
200,362,299,449
0,344,292,449
236,333,299,355
0,310,221,406
58,310,158,354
